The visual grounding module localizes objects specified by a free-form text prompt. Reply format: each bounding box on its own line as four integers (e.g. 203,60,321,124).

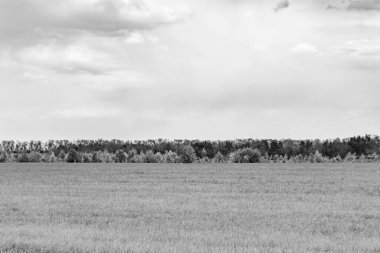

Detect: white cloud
291,43,319,54
125,32,145,44
339,39,380,56
41,107,120,119
16,43,116,75
325,0,380,11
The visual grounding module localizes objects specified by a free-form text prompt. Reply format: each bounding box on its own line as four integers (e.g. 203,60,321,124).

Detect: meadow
0,163,379,253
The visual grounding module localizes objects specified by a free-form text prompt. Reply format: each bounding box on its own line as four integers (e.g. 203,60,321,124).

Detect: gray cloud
0,0,191,45
274,0,290,12
326,0,380,10
339,39,380,56
347,0,380,10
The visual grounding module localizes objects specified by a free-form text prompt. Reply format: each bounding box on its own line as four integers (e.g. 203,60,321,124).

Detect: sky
0,0,379,140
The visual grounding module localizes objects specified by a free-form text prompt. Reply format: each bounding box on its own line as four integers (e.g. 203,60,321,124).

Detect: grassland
0,163,379,253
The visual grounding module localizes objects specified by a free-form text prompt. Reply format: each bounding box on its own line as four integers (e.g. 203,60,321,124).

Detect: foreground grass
0,163,379,253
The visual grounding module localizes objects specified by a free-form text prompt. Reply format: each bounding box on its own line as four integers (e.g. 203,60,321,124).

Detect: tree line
0,135,379,163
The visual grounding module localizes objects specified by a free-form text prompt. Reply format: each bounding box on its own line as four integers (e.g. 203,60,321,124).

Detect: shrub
154,152,164,163
294,154,305,163
145,150,159,163
58,150,66,161
92,150,114,163
271,154,284,163
115,150,127,163
162,151,180,163
197,157,210,163
8,153,18,162
260,156,271,163
66,149,81,163
200,148,208,158
127,149,139,163
181,145,197,163
41,152,56,163
345,152,356,162
137,151,147,163
367,153,379,162
18,152,29,163
213,151,225,163
233,148,261,163
358,154,366,162
92,152,101,163
331,155,342,163
0,152,7,163
81,153,92,163
28,151,42,163
283,154,289,163
128,149,147,163
311,151,324,163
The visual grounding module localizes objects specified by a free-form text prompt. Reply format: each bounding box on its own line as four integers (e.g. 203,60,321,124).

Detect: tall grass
0,163,379,252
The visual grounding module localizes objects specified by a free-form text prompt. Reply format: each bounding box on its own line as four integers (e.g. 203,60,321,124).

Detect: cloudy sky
0,0,379,140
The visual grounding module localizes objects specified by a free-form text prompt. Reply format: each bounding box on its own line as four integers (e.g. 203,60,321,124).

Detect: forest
0,135,379,163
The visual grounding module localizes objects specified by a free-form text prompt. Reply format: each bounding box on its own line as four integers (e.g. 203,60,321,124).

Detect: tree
0,152,7,163
115,150,126,163
233,148,261,163
269,140,279,156
181,145,197,163
18,152,29,163
162,150,180,163
41,152,56,163
213,151,225,163
81,153,92,163
145,150,160,163
28,151,42,163
58,150,66,161
344,152,356,162
311,150,325,163
66,149,81,163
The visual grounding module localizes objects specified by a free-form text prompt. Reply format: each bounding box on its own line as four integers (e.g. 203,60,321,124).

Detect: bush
311,151,325,163
358,154,366,162
81,153,92,163
345,152,356,162
0,152,7,163
331,155,342,163
162,151,180,163
145,150,160,163
197,157,210,163
213,151,225,163
18,152,29,163
28,151,42,163
115,150,127,163
58,150,66,161
233,148,261,163
181,145,197,163
127,149,139,163
128,149,147,163
367,153,379,162
154,152,164,163
92,150,114,163
66,149,81,163
41,152,56,163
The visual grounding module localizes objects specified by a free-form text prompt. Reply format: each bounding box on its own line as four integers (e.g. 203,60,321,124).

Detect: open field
0,163,380,253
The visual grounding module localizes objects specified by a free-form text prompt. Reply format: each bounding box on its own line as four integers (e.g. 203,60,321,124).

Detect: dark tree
66,149,81,163
181,145,197,163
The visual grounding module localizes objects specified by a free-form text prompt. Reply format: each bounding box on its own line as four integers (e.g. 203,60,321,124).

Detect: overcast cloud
0,0,379,140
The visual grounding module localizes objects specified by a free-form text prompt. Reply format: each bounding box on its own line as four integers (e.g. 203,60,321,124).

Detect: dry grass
0,163,380,253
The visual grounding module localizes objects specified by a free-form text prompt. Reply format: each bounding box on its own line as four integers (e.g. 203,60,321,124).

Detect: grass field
0,163,379,253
